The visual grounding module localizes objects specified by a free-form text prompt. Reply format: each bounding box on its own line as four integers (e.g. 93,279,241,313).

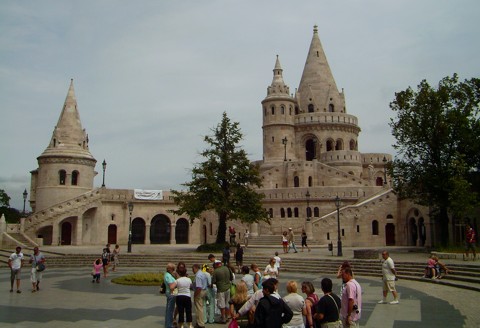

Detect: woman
250,263,263,292
164,263,178,328
283,280,306,328
301,229,311,252
301,281,318,328
175,266,193,328
111,244,120,272
240,265,255,297
229,281,249,327
282,231,289,253
264,257,278,279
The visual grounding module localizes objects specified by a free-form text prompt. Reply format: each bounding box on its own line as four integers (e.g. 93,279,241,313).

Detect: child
423,255,436,279
92,258,103,283
273,251,282,277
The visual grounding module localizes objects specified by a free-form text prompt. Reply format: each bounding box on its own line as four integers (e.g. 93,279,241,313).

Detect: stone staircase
1,232,38,248
7,251,478,292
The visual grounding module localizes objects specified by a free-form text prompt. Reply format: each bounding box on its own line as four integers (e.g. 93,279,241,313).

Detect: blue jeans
165,294,176,328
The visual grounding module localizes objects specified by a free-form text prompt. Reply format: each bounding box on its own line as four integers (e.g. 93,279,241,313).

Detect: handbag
36,263,46,272
319,295,343,328
228,318,239,328
230,283,236,297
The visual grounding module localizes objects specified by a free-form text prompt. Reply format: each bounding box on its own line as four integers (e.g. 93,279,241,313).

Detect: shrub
196,243,226,253
111,272,164,286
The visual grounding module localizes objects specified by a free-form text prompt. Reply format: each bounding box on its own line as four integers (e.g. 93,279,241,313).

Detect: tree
0,188,10,207
171,112,269,244
389,74,480,246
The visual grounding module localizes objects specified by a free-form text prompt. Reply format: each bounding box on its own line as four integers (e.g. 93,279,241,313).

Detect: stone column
52,221,60,246
145,224,151,245
250,222,259,237
170,223,177,245
75,217,83,245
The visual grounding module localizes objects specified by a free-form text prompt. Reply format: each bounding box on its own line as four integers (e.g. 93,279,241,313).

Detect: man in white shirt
378,250,399,304
8,246,24,293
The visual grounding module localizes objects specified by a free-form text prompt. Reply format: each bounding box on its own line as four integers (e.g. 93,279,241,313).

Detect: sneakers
389,300,399,304
378,300,387,304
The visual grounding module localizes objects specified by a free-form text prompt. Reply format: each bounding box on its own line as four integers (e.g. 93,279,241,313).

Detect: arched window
329,104,334,112
289,106,292,115
295,106,299,115
294,208,299,217
293,176,300,187
305,139,316,161
350,139,356,150
314,207,320,217
269,208,273,218
280,208,286,218
59,170,66,185
281,105,285,115
287,208,292,218
376,177,383,186
308,104,314,113
308,176,313,187
335,139,343,150
71,170,79,186
306,207,312,217
271,106,275,115
326,139,334,151
372,220,379,235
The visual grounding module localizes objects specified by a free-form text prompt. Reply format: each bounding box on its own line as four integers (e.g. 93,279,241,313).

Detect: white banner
134,189,163,200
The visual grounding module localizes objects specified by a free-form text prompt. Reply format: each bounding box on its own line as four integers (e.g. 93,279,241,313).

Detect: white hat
289,227,292,230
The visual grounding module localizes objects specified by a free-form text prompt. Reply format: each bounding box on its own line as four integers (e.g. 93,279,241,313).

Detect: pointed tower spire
266,55,290,98
297,25,345,113
39,79,95,159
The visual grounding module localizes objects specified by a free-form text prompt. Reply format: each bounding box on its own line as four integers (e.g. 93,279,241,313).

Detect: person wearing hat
288,228,298,253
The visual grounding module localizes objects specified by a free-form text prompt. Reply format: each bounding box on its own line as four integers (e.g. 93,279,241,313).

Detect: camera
352,304,359,314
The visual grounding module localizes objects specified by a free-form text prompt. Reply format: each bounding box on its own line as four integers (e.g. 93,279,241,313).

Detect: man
287,228,298,253
29,247,46,292
192,264,208,328
8,246,24,293
244,229,250,248
378,251,399,304
340,267,362,328
212,260,232,324
235,278,280,325
207,253,216,263
313,278,342,328
253,279,293,327
465,224,476,260
164,263,177,328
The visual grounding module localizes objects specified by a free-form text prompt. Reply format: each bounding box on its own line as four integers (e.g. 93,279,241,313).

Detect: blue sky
1,0,479,210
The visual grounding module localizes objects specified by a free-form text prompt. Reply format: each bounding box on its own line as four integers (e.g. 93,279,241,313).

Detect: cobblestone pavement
1,245,478,327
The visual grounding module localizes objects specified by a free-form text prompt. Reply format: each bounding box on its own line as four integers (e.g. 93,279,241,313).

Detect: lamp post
306,190,311,221
282,137,288,161
127,202,134,253
102,159,107,187
382,156,387,186
22,189,28,215
334,196,343,256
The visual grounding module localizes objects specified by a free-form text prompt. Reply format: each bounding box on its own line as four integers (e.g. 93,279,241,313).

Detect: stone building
1,27,432,249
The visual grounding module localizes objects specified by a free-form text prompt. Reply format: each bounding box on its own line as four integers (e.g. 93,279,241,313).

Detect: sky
1,0,479,210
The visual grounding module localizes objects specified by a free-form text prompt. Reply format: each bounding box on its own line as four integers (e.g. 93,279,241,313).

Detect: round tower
261,56,296,163
30,80,97,212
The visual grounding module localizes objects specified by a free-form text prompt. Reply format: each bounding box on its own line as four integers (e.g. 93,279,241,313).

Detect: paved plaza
1,246,479,327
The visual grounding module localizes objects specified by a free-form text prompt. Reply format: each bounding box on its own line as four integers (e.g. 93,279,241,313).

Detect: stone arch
175,218,189,244
132,217,146,244
349,139,356,150
326,139,334,151
335,139,343,150
150,214,170,244
60,221,72,245
293,176,300,187
37,226,53,245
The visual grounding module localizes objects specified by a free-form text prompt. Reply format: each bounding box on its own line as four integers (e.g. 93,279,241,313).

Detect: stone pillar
145,224,151,245
75,217,83,245
0,214,6,244
306,220,313,240
52,221,60,246
250,222,259,237
170,223,177,245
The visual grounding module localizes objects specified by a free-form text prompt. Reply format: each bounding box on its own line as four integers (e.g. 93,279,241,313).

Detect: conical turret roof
264,55,291,99
39,80,95,161
297,25,344,112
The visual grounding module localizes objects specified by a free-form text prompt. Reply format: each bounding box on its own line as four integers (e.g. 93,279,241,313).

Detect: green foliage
0,189,10,207
0,206,22,223
171,112,270,244
389,74,480,246
111,272,164,286
196,243,227,253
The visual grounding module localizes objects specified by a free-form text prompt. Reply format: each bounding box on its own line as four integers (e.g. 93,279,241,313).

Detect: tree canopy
0,188,10,207
389,74,480,246
171,112,269,244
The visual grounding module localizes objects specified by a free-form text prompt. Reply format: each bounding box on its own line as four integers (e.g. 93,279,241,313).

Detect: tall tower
261,56,296,162
30,80,97,212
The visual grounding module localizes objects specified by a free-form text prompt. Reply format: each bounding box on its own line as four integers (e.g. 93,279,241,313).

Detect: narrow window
281,208,285,218
71,170,79,186
287,208,292,218
269,208,273,218
271,106,275,115
293,176,300,187
294,208,299,217
59,170,66,185
308,104,314,113
372,220,379,235
308,176,313,187
314,207,319,217
329,104,334,112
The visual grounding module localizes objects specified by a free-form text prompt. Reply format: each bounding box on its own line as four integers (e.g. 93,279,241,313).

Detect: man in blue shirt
192,264,208,328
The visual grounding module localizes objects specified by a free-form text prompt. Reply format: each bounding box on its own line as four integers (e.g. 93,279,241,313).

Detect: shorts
383,280,396,292
302,239,308,247
216,289,231,309
465,242,476,252
282,241,288,246
10,268,21,280
31,267,42,283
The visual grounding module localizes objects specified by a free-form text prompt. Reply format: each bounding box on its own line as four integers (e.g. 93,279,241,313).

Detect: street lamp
22,189,28,215
282,137,288,161
127,202,134,253
382,156,387,186
102,159,107,187
306,190,311,221
334,195,343,256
